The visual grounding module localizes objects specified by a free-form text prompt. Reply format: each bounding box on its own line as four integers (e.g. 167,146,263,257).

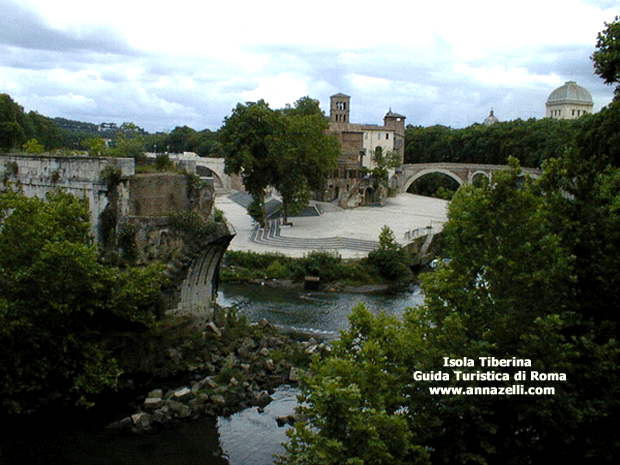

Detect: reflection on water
218,385,300,465
0,285,423,465
217,283,424,339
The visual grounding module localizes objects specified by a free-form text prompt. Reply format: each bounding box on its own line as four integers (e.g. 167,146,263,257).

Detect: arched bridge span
395,163,542,193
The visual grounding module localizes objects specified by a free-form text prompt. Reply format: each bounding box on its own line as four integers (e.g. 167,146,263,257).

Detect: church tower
330,93,351,123
383,109,406,163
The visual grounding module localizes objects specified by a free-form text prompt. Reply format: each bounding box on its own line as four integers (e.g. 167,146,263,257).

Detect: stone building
545,81,594,119
325,93,406,206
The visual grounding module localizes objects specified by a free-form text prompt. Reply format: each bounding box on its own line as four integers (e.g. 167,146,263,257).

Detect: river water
217,282,425,340
1,284,424,465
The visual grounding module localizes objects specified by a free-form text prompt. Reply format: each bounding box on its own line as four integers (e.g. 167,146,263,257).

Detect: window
386,133,389,140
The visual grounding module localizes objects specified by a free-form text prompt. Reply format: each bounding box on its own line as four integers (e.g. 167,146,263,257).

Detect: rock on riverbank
106,315,329,434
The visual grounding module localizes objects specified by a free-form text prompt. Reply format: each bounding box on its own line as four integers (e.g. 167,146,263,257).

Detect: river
0,284,424,465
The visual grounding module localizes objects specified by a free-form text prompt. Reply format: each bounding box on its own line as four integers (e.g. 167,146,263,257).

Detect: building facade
545,81,594,119
325,93,406,206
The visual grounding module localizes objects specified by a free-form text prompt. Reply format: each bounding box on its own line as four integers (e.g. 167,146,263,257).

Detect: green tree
280,161,620,464
220,100,280,226
278,304,431,465
271,99,340,223
26,111,61,150
0,189,165,413
592,16,620,94
22,138,44,154
0,94,26,151
366,226,412,282
220,97,339,226
85,136,107,156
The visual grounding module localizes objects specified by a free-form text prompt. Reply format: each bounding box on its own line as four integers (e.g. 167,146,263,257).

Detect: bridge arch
196,165,224,188
469,170,492,185
397,163,542,194
194,157,231,190
402,168,465,193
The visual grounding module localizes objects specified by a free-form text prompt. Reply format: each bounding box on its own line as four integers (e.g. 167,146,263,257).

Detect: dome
546,81,593,105
483,109,499,126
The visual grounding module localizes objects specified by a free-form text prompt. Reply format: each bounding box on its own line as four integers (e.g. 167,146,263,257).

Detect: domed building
545,81,593,119
483,108,499,126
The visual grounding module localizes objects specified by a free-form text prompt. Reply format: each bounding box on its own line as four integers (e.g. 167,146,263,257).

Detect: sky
0,0,618,133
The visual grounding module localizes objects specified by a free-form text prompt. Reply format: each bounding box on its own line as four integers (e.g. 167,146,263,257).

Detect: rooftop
546,81,593,105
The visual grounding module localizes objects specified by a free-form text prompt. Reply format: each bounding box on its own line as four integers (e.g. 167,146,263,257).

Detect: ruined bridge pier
0,153,234,317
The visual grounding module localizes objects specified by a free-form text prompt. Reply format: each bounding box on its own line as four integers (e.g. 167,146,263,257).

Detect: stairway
250,219,378,253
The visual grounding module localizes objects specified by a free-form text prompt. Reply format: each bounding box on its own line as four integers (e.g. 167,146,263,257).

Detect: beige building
325,93,406,206
546,81,594,119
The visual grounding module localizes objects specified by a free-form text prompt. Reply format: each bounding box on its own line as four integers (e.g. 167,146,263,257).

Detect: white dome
546,81,593,105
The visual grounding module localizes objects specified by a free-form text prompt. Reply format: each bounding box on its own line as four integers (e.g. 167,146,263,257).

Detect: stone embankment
106,317,328,434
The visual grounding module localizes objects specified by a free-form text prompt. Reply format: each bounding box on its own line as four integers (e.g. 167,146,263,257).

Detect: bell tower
330,93,351,123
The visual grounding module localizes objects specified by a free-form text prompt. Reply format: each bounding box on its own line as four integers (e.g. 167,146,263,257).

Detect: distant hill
53,117,99,134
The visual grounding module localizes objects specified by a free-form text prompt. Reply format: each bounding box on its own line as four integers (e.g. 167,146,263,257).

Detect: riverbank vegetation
278,154,620,465
277,18,620,462
0,189,167,413
220,231,414,289
0,187,322,420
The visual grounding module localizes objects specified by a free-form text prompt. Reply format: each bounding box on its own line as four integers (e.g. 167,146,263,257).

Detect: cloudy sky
1,0,617,133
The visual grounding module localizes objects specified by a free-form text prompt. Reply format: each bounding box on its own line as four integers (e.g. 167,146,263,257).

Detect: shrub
367,226,412,282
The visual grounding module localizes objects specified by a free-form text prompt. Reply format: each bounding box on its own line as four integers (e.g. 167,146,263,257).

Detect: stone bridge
1,153,234,317
146,153,232,190
194,157,231,190
395,163,542,193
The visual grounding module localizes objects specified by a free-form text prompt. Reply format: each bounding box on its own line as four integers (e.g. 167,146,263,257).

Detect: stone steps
250,219,378,253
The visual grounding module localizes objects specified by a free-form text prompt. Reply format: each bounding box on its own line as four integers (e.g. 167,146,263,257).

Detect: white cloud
454,63,560,87
242,73,309,108
2,0,617,132
352,74,390,90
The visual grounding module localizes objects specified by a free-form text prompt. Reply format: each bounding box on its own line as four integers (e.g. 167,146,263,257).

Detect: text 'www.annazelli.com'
428,386,555,395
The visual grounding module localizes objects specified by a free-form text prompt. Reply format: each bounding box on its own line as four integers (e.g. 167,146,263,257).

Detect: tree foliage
366,226,412,282
0,189,166,413
404,118,578,168
144,125,218,157
592,16,620,92
279,159,620,464
0,94,62,152
220,97,340,225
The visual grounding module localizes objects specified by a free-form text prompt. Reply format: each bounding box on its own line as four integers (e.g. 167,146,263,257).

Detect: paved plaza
215,192,449,258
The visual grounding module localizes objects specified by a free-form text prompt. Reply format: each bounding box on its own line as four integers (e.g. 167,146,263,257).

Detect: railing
404,224,433,242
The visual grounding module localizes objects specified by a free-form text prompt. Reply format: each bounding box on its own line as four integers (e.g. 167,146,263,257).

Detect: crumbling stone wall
1,154,234,317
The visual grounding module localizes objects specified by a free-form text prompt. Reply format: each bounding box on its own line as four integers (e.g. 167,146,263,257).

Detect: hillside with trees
0,94,62,152
404,117,579,168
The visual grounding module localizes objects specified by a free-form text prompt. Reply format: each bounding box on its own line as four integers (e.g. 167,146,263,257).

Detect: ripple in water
218,385,300,465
